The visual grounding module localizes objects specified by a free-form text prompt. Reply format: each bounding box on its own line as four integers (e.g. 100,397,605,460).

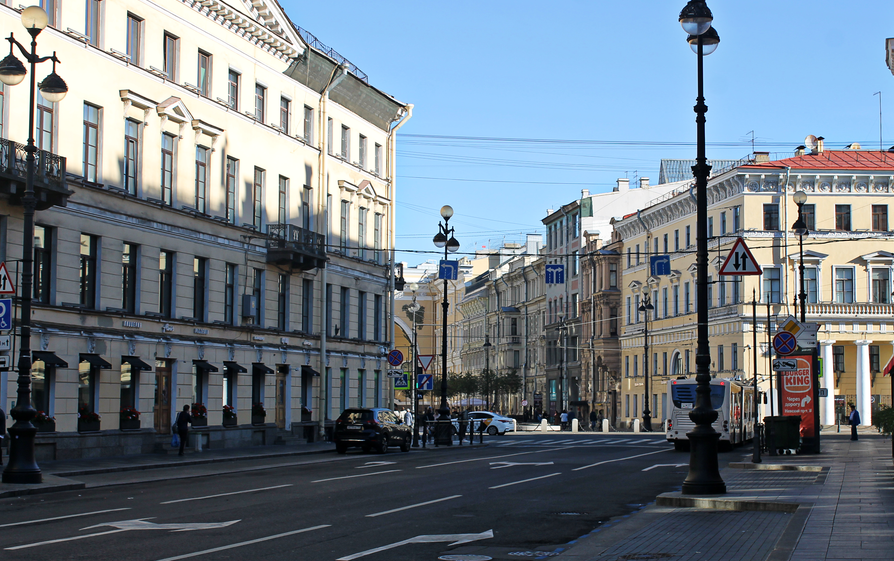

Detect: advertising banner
778,353,816,438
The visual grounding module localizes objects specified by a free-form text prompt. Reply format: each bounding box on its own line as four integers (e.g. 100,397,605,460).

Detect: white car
454,411,516,435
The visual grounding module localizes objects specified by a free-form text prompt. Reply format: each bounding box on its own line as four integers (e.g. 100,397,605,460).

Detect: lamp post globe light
432,205,459,445
1,5,68,485
407,283,422,448
638,295,654,431
792,191,809,323
678,0,725,495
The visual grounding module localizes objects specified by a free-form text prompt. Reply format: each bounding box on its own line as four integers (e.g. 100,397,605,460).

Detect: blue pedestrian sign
545,264,565,284
438,260,458,280
0,299,10,331
650,255,671,276
394,372,409,390
417,373,434,391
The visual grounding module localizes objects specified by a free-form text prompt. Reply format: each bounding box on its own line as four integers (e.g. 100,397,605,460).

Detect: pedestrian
0,405,6,466
848,404,861,441
403,407,413,428
560,409,568,431
175,404,192,456
458,409,469,444
424,407,436,444
597,409,605,431
589,410,597,431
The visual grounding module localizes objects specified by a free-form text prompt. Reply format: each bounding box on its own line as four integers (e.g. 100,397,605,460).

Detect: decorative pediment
861,251,894,264
120,89,156,111
788,250,829,264
647,275,660,286
710,255,724,269
338,179,359,193
668,270,682,284
627,280,643,291
687,262,698,276
157,97,193,124
192,119,224,143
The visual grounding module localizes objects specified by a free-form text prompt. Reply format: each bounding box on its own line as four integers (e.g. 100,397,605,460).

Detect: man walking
176,404,192,456
848,404,860,441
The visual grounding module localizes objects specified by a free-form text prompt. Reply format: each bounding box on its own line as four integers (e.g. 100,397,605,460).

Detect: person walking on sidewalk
0,405,6,466
175,404,192,456
560,410,568,431
849,404,861,441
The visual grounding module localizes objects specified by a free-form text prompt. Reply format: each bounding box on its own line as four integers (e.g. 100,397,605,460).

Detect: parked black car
334,407,412,454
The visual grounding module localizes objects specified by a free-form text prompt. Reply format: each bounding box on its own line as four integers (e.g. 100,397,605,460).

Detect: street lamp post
792,191,809,323
638,295,655,431
483,335,492,410
679,0,726,495
408,283,421,448
0,6,68,485
558,317,568,414
432,205,459,445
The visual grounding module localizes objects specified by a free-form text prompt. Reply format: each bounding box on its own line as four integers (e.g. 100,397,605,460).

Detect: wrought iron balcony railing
266,223,326,270
0,137,70,210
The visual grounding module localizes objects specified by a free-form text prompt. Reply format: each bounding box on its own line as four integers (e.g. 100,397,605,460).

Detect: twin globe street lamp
792,191,809,323
406,283,422,448
432,205,459,445
638,295,654,431
0,5,68,484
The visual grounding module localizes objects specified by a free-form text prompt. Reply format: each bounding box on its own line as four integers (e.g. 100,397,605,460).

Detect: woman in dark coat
175,404,192,456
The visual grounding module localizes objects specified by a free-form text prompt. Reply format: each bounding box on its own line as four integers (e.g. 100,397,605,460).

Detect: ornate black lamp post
1,6,68,484
792,191,809,323
407,283,421,448
432,205,459,445
483,335,492,410
638,295,654,431
679,0,726,495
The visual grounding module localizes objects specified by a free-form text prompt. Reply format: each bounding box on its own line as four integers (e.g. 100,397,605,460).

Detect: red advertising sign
779,354,816,438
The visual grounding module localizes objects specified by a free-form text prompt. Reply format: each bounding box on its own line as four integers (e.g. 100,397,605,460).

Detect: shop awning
32,351,68,368
193,359,219,372
253,363,274,374
223,361,247,373
80,353,112,369
121,356,153,371
301,365,320,377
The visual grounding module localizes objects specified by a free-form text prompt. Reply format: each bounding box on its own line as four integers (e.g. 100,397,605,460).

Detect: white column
819,340,835,426
855,340,872,426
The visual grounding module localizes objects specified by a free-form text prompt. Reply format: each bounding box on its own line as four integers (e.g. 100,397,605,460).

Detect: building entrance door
154,362,172,434
275,367,288,429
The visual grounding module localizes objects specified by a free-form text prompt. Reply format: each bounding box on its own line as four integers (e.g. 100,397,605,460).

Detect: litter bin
764,415,800,452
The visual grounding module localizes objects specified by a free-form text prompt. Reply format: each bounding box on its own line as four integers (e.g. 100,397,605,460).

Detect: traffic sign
393,372,409,390
417,355,434,371
0,299,10,330
818,388,828,398
438,260,458,280
386,370,404,378
773,331,798,355
777,315,819,349
719,237,762,276
387,349,404,367
545,264,565,284
0,335,9,350
0,355,9,369
650,255,671,276
773,358,798,371
0,262,15,294
417,373,433,391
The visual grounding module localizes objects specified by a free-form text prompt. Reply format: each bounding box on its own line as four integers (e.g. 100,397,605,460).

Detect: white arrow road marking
153,525,331,561
366,495,462,518
336,530,494,561
642,463,688,472
357,461,397,469
312,469,401,483
161,484,292,504
489,473,562,489
489,461,555,469
572,448,673,471
0,508,131,529
5,519,241,551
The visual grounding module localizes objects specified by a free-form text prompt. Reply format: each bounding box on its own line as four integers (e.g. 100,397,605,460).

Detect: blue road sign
545,264,565,284
650,255,671,276
438,260,458,280
387,349,404,367
0,299,10,331
394,372,409,390
417,373,434,391
773,331,798,356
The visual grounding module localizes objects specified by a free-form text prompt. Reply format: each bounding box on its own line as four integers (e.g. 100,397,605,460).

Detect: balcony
266,224,326,270
0,137,71,210
804,302,894,319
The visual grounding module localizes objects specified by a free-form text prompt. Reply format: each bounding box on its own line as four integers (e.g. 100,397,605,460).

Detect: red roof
741,150,894,171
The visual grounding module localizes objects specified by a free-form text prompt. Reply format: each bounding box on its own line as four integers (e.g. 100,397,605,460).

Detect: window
340,287,350,337
159,251,174,318
872,205,888,232
733,207,740,232
635,244,640,264
277,273,289,331
195,146,208,213
731,276,740,304
718,275,726,306
327,118,333,154
278,176,288,224
763,268,781,303
708,216,713,238
86,0,102,47
802,204,815,231
197,51,212,96
341,125,350,158
193,257,206,321
34,225,53,304
227,69,240,110
375,143,382,175
79,234,98,309
572,250,579,276
804,266,818,303
684,282,690,313
609,263,617,288
359,135,367,168
252,167,264,229
358,292,367,339
662,287,668,318
835,268,854,303
717,345,724,372
731,343,738,371
303,105,314,142
358,207,367,260
685,225,691,248
226,157,237,223
674,230,679,251
126,14,143,65
325,284,333,337
40,0,57,26
120,362,136,413
225,263,236,324
720,211,727,235
163,32,179,81
124,119,140,194
340,200,350,251
835,205,851,231
673,285,679,316
161,133,175,205
302,279,313,332
871,268,890,304
763,204,779,231
36,99,53,152
374,294,382,341
78,362,97,417
83,103,100,183
374,213,383,264
627,248,632,268
663,233,668,253
832,346,845,373
707,276,713,309
302,186,312,230
626,297,631,325
653,237,658,254
122,243,138,313
254,83,266,121
252,268,264,326
870,345,880,373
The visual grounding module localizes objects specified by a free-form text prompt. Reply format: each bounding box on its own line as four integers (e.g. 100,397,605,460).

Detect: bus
666,377,755,451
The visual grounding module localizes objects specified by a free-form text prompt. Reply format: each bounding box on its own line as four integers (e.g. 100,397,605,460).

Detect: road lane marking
5,529,130,550
572,448,673,471
160,484,292,504
366,495,462,518
489,473,561,489
0,508,131,529
312,469,401,483
152,525,331,561
642,463,688,471
337,530,493,560
417,448,570,470
490,461,554,469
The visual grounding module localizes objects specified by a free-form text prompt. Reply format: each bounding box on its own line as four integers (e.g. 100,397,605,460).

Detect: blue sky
281,1,894,266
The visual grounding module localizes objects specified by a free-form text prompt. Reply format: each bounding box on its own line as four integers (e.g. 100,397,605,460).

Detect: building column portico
819,340,835,426
855,340,872,426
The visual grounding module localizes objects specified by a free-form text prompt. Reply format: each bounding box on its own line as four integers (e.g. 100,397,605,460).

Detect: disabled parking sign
0,299,11,331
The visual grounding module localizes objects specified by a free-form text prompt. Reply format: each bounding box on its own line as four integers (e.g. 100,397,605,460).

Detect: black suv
334,407,412,454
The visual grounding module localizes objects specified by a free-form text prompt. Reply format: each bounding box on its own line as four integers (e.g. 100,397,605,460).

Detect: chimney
817,136,825,153
639,177,650,189
795,145,806,156
753,151,770,163
581,189,590,198
616,178,629,192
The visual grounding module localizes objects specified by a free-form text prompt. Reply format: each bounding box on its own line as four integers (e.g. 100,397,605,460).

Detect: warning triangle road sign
719,237,762,276
417,355,435,371
0,262,15,294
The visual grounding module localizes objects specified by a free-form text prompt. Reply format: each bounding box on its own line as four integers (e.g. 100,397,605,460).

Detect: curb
655,491,800,513
0,474,86,498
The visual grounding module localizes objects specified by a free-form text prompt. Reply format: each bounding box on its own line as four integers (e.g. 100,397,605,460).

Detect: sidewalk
553,428,894,561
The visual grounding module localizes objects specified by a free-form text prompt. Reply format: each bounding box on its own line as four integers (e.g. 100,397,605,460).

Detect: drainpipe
780,167,792,315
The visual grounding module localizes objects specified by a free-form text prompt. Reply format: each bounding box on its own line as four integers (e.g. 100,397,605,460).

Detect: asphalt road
0,433,733,561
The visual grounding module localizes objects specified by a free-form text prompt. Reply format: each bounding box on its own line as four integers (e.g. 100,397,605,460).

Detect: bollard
540,419,548,432
195,432,203,452
571,418,579,433
601,418,609,433
633,419,640,433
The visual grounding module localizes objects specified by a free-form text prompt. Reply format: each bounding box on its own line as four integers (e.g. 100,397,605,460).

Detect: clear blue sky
281,1,894,266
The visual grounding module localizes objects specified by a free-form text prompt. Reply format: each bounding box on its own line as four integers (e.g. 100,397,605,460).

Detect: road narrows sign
719,237,762,276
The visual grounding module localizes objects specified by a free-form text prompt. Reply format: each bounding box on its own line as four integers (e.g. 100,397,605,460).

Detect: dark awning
121,356,153,371
223,361,247,373
80,353,112,369
32,351,68,368
193,359,219,372
301,365,320,377
253,363,274,374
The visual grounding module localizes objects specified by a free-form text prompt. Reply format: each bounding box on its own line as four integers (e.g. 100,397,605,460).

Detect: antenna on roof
874,91,883,152
746,130,755,153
